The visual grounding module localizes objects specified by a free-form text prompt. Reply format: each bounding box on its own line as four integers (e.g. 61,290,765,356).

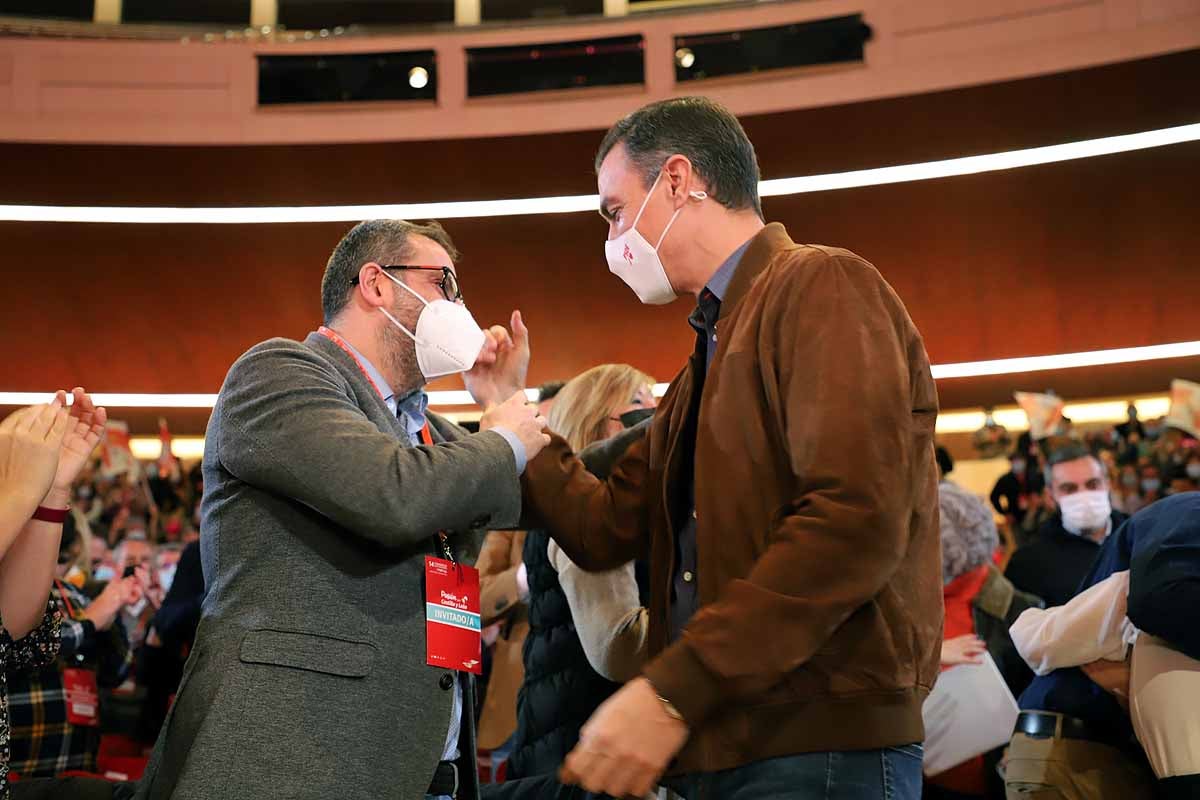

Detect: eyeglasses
352,265,462,303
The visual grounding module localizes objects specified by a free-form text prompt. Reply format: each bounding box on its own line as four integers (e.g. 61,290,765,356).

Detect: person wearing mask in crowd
134,219,550,800
929,447,1043,799
1186,452,1200,489
1112,464,1146,516
1008,492,1200,800
1139,463,1164,506
474,528,530,781
1005,445,1128,607
535,381,566,419
501,98,941,800
111,535,160,653
990,452,1035,529
507,365,655,783
137,540,203,745
0,391,108,800
7,513,143,781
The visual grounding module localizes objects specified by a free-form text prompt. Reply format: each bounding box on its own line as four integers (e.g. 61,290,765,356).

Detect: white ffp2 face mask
1058,489,1112,536
379,271,486,380
604,167,706,306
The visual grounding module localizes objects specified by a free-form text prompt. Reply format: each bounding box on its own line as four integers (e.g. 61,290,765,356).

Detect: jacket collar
973,565,1015,619
717,222,795,322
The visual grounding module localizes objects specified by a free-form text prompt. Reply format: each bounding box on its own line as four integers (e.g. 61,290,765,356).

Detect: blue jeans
663,744,924,800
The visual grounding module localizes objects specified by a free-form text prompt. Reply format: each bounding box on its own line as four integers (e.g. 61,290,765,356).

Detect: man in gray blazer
136,219,549,800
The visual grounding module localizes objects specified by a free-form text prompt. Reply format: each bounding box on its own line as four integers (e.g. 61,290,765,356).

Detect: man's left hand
559,676,689,798
463,310,530,410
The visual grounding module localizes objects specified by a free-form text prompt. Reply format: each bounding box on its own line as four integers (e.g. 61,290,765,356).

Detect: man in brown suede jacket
490,98,943,799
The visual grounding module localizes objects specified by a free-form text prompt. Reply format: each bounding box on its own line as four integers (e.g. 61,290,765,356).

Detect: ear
356,262,390,309
662,154,697,206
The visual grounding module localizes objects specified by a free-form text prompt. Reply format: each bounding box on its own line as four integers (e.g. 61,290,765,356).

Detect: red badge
63,668,100,727
425,556,482,675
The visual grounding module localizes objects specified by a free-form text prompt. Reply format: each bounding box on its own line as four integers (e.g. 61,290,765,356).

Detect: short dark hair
1045,443,1102,485
537,380,567,403
320,219,460,324
935,446,954,478
595,97,763,219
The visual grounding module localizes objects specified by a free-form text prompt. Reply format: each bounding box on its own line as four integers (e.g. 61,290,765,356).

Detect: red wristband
32,506,70,524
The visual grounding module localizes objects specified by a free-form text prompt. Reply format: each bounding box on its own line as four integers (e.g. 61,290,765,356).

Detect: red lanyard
55,579,78,620
317,326,387,403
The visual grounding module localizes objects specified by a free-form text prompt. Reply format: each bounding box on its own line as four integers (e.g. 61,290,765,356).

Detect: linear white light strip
124,396,1176,454
3,338,1197,409
1,123,1197,224
929,340,1200,380
758,123,1200,197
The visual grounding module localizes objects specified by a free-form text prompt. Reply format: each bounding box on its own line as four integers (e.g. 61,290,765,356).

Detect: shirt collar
396,390,430,439
341,339,395,406
706,237,753,302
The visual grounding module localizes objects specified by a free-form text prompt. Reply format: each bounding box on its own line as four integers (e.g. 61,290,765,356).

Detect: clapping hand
48,388,107,503
0,398,70,513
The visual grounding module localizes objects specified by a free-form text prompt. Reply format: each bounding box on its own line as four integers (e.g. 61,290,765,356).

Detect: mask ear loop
653,188,708,249
378,269,429,344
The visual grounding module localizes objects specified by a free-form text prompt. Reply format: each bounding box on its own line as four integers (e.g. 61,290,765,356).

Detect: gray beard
379,310,424,399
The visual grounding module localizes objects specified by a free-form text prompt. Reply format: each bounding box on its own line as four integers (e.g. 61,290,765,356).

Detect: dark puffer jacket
505,528,622,780
506,421,651,781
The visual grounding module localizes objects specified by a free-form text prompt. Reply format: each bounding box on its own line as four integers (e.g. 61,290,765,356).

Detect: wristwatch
646,679,685,724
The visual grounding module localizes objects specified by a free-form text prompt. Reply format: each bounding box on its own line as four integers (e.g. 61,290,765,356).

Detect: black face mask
618,407,656,429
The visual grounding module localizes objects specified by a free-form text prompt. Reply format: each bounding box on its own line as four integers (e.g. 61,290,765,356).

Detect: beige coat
475,530,528,750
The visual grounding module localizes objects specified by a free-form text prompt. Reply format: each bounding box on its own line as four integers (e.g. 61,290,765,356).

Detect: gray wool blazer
135,331,522,800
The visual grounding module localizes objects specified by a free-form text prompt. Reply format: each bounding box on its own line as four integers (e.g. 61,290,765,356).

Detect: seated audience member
929,447,1042,799
1139,464,1164,506
7,514,142,778
507,364,655,781
475,530,530,779
1005,445,1127,607
1006,494,1200,799
1112,464,1146,516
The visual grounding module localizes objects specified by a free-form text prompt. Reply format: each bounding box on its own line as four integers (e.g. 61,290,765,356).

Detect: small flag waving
1166,379,1200,438
99,420,139,479
1014,391,1065,440
157,417,178,472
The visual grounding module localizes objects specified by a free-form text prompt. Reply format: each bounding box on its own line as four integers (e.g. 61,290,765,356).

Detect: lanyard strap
316,326,387,403
55,579,78,620
420,422,456,563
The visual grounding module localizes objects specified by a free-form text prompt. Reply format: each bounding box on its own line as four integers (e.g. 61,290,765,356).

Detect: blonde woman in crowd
506,364,655,781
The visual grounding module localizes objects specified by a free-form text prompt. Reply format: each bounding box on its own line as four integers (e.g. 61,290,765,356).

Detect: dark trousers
664,746,925,800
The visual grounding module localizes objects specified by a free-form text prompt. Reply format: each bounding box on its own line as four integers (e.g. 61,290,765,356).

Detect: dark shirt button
439,673,454,691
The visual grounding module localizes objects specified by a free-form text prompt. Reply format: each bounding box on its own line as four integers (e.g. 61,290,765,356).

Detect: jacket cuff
642,639,723,730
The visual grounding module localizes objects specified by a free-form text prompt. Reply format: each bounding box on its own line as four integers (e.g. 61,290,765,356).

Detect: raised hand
464,310,532,410
49,387,108,499
0,399,70,512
